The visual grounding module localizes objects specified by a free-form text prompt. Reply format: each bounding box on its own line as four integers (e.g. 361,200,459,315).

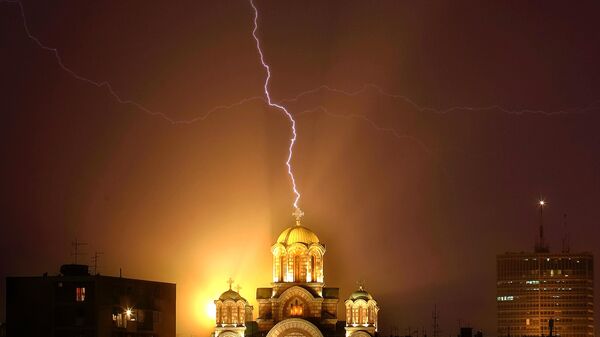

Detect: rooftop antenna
432,305,441,337
71,239,88,264
534,199,549,253
91,251,104,275
561,213,570,253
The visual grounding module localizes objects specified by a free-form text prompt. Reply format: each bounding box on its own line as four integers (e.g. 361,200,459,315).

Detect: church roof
218,289,247,302
348,287,373,301
276,225,320,245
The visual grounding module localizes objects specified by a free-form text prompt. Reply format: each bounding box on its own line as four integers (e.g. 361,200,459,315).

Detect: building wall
6,277,55,337
95,276,176,337
6,271,175,337
497,252,594,337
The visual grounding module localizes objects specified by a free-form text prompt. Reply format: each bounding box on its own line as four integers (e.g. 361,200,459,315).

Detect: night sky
2,1,600,335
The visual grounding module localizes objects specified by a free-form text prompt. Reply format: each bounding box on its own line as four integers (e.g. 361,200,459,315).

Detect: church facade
212,210,380,337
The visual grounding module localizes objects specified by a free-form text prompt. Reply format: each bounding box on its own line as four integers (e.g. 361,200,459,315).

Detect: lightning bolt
4,0,599,212
294,105,436,156
4,0,597,124
3,0,304,209
249,0,301,211
0,0,275,125
281,83,600,116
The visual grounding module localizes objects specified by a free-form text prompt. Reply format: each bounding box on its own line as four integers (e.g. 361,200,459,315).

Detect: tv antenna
432,305,441,337
71,239,88,264
91,251,104,275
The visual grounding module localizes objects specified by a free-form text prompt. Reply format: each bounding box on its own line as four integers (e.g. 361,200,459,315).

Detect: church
212,209,380,337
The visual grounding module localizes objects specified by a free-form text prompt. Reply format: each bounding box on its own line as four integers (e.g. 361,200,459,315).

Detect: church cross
356,280,365,290
227,277,234,290
235,284,242,293
292,208,304,225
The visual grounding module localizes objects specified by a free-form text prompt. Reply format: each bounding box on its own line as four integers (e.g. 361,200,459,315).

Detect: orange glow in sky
176,211,274,334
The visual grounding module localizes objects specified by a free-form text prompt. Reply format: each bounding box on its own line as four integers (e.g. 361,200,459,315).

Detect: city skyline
2,1,600,336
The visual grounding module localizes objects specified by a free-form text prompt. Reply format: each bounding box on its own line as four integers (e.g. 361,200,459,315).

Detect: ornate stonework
212,209,380,337
214,282,254,337
265,318,324,337
344,286,379,337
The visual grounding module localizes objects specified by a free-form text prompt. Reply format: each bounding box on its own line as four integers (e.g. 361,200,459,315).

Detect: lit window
113,313,126,328
76,287,86,302
290,300,303,316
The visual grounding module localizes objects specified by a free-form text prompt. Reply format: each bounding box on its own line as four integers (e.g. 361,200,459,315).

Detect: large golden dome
276,225,320,245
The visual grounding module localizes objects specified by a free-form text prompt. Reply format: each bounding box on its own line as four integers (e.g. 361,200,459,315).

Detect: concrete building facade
497,252,593,337
6,264,175,337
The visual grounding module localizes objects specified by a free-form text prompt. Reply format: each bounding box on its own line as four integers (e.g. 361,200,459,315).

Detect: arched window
359,306,364,324
289,299,304,317
294,255,301,282
226,305,232,324
238,304,245,325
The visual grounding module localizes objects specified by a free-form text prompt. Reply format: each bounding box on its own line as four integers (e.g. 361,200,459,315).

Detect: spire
292,207,304,226
562,213,570,253
535,199,549,253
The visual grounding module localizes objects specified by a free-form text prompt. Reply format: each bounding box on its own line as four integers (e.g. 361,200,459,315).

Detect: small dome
349,287,373,301
277,225,320,245
219,289,245,302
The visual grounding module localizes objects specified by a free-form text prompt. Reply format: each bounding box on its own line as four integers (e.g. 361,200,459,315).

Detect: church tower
344,285,379,337
214,279,254,337
271,208,325,288
256,209,340,334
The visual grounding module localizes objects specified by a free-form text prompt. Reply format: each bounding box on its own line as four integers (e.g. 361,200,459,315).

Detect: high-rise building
497,202,594,337
497,252,593,337
6,264,176,337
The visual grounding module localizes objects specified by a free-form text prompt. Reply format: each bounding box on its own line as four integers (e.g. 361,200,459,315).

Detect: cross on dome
292,207,304,226
356,280,365,291
235,284,242,293
227,277,234,290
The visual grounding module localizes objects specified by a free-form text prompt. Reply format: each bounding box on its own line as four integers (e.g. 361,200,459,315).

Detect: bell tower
256,209,339,332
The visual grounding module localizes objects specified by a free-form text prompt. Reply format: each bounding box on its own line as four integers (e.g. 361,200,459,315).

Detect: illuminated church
212,209,380,337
